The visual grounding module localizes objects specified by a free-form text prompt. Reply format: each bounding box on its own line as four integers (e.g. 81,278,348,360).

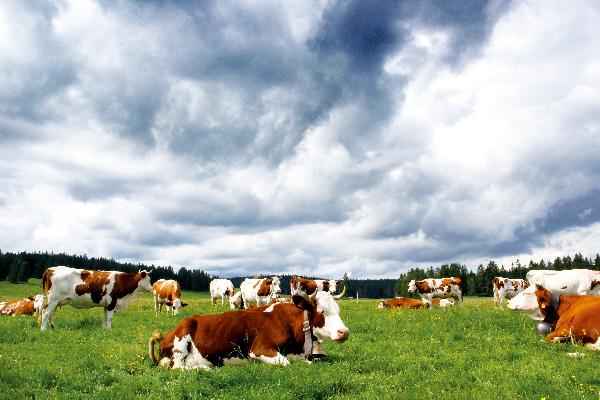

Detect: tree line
2,250,599,298
396,253,600,298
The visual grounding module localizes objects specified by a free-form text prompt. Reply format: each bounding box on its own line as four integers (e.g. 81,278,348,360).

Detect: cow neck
543,293,560,326
302,310,313,358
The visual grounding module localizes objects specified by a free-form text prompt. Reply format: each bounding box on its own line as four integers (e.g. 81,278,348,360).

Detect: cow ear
181,302,189,307
292,295,313,311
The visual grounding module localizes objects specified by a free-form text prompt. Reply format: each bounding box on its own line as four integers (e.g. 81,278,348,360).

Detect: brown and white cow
430,298,456,307
148,291,350,369
41,266,152,331
407,277,463,308
492,277,528,308
153,279,188,316
290,277,341,296
0,295,44,316
209,279,235,306
508,284,600,350
240,277,282,308
378,297,428,309
228,291,244,309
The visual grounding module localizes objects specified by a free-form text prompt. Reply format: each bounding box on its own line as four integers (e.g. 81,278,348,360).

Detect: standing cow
41,266,152,331
240,277,282,308
0,295,44,316
408,277,463,308
290,277,341,296
492,277,528,308
209,279,235,306
153,279,188,316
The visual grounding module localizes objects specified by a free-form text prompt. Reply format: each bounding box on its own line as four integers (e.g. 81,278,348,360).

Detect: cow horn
332,285,346,299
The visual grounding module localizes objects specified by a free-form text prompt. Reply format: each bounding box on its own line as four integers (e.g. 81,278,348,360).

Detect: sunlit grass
1,280,599,399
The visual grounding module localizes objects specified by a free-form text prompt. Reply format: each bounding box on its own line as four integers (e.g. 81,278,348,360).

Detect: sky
1,0,599,279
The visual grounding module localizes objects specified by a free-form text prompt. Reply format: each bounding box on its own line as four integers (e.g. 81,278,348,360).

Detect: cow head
311,291,350,342
166,298,189,316
407,280,417,293
138,270,153,292
229,291,243,309
377,300,387,309
507,285,545,320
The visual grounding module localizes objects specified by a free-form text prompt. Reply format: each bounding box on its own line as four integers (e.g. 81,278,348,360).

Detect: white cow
492,277,529,308
240,277,282,308
524,269,600,295
41,266,152,331
209,279,235,306
508,269,600,312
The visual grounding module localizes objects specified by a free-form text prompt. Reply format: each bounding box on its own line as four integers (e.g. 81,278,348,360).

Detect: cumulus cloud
1,0,599,278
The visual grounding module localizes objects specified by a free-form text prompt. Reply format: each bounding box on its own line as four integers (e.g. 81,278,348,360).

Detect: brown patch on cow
153,295,327,367
321,281,330,292
523,281,530,289
291,277,318,295
415,280,432,293
256,278,273,297
440,278,460,293
154,280,182,303
511,281,520,290
75,270,111,304
107,271,146,311
591,280,600,291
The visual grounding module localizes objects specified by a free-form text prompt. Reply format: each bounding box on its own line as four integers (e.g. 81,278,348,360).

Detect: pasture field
1,279,599,400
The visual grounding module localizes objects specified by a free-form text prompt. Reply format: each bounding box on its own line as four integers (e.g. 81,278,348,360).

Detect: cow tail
148,330,163,365
39,269,52,324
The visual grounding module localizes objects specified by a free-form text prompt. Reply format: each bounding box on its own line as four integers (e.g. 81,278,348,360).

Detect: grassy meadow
1,279,599,399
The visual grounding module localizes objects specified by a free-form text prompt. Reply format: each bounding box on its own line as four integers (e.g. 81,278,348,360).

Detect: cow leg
221,295,225,307
41,300,59,331
102,309,108,328
104,309,115,329
154,296,159,317
249,342,290,366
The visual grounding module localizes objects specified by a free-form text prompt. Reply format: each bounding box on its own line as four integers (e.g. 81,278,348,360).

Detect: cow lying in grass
508,284,600,350
378,297,429,309
149,291,349,369
0,295,44,316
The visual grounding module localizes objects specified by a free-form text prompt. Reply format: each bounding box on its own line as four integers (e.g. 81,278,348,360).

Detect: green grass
1,279,599,399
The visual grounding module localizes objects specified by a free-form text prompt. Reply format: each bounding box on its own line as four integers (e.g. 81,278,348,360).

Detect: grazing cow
41,266,152,331
290,277,341,295
378,297,428,309
525,269,600,295
228,291,244,309
0,295,44,316
148,291,350,369
240,277,282,308
209,279,235,306
492,277,529,308
508,284,600,350
153,279,188,316
408,277,463,308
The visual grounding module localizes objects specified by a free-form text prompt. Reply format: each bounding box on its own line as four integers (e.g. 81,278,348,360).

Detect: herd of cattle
2,266,600,369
